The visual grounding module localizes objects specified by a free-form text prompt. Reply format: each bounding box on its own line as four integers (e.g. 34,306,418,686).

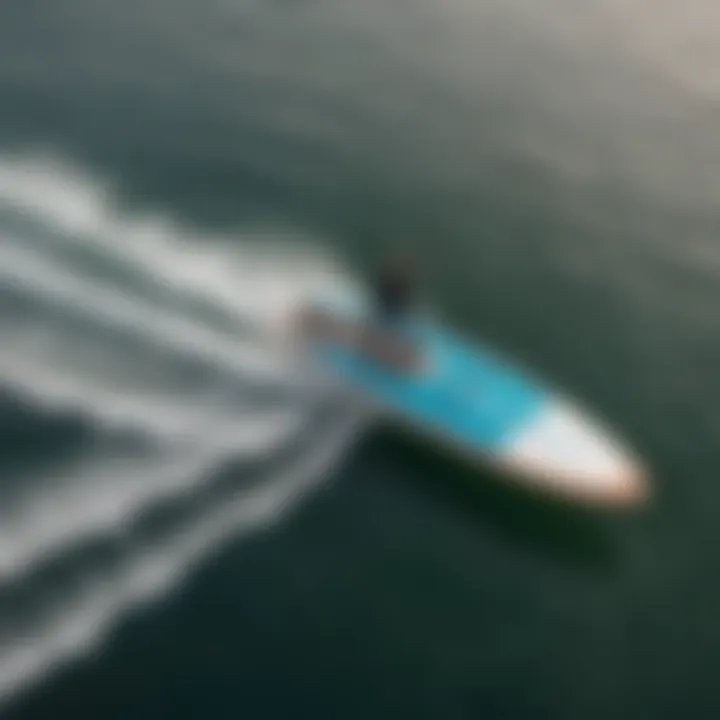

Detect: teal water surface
1,1,720,718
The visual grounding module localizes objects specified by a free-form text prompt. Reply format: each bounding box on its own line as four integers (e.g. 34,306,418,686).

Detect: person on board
373,251,416,321
300,251,424,372
366,251,423,370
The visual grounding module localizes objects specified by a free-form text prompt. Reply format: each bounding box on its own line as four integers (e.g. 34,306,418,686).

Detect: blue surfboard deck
308,297,549,454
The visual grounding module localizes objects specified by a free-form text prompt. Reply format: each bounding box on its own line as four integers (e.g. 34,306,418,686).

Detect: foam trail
0,241,293,382
0,411,303,583
0,415,362,707
0,152,368,707
0,154,357,330
0,344,282,444
0,156,110,237
0,352,224,443
0,154,361,412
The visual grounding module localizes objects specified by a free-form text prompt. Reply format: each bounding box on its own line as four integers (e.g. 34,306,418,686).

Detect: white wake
0,152,364,706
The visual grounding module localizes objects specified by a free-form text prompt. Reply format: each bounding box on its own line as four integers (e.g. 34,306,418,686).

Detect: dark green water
1,1,719,718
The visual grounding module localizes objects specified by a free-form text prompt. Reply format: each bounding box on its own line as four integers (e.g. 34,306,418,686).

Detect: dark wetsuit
363,263,421,369
374,266,413,319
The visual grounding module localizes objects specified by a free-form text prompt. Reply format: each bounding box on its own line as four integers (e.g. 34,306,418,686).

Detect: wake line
0,242,294,383
0,225,332,339
0,156,109,237
0,352,233,442
0,151,369,710
0,154,354,332
0,346,290,444
0,408,302,584
0,415,362,708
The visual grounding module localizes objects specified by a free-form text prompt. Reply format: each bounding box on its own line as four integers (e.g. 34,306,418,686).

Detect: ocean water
1,1,720,718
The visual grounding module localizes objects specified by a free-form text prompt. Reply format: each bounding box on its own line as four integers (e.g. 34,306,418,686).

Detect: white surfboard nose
502,401,648,506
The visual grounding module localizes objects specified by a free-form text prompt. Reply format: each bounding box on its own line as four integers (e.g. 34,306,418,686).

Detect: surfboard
293,291,648,507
